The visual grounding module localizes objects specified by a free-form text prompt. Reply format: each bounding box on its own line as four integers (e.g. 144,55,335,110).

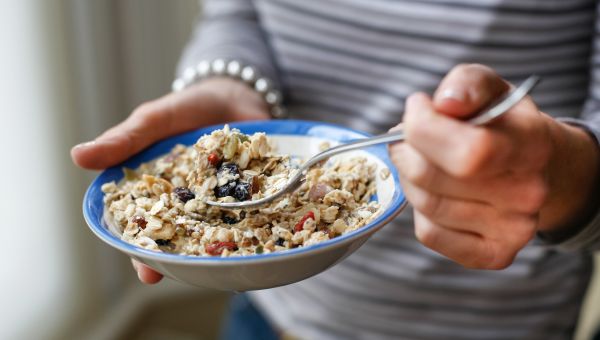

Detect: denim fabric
220,293,279,340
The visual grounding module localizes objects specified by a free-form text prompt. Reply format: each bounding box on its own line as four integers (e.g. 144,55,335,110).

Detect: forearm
177,0,280,86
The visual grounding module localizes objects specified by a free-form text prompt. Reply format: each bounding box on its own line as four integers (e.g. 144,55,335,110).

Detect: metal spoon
207,75,540,210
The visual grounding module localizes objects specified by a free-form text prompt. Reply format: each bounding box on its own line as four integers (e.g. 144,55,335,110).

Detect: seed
174,187,195,203
132,215,147,229
255,245,264,254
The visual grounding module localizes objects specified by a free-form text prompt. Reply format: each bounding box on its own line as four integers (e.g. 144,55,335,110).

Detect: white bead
182,67,197,84
211,59,226,75
265,90,281,106
240,66,257,83
171,78,186,92
226,60,242,77
255,78,271,93
196,60,210,77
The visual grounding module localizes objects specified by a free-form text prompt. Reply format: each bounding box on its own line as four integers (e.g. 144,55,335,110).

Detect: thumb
433,64,510,119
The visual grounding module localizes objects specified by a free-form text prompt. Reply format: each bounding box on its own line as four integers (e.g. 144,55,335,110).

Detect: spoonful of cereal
207,75,540,209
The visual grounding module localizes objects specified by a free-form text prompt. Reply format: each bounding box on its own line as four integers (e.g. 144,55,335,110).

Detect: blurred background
1,1,599,339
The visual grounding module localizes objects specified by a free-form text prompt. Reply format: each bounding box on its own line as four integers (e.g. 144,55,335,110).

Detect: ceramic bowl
83,120,406,291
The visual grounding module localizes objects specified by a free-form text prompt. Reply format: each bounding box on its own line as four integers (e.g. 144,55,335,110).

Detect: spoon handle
305,75,540,168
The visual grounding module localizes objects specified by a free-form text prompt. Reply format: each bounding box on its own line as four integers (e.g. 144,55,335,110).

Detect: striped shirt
178,1,600,339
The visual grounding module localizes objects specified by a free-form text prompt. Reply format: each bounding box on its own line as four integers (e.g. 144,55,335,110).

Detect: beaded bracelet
171,59,287,119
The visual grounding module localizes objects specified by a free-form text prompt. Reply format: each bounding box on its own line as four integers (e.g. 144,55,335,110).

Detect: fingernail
73,141,97,149
437,88,466,103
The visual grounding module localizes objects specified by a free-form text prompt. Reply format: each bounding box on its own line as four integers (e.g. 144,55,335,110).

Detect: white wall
0,1,79,339
0,1,199,339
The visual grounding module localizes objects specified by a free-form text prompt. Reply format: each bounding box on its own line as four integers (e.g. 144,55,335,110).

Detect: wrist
539,115,600,233
173,59,286,119
180,77,270,123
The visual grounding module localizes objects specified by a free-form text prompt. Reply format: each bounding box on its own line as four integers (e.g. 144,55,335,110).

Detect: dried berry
275,238,285,247
155,239,170,246
215,181,236,198
206,241,238,256
222,215,238,224
174,187,195,203
132,215,147,229
239,211,246,220
218,163,239,175
294,211,315,233
207,153,221,167
233,182,252,201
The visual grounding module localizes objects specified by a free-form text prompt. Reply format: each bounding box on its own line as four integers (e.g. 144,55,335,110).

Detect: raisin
155,239,170,246
207,153,221,167
222,215,238,224
205,241,238,256
132,216,147,229
173,187,195,203
233,182,251,201
275,238,285,247
239,211,246,220
215,181,236,198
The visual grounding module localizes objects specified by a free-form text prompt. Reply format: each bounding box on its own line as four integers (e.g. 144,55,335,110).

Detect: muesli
102,125,381,256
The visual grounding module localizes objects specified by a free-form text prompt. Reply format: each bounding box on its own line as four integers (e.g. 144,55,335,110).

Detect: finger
413,211,513,269
400,173,493,234
433,63,510,119
71,94,179,170
391,142,548,213
132,259,163,284
403,93,513,178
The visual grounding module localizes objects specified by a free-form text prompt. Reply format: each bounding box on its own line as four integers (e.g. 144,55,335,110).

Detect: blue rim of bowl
83,120,405,264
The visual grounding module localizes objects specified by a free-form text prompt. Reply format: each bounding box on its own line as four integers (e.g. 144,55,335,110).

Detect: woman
73,1,600,339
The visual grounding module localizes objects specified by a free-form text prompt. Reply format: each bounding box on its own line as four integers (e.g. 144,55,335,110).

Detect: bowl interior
83,120,405,264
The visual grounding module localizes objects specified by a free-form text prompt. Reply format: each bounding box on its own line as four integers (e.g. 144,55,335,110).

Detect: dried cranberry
174,187,195,203
132,216,147,229
294,211,315,233
233,182,251,201
222,215,238,224
155,239,170,246
207,153,221,167
215,181,236,198
205,241,238,256
275,238,285,247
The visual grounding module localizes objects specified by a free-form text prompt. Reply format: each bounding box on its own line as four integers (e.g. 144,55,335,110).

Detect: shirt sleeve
176,0,280,86
538,4,600,251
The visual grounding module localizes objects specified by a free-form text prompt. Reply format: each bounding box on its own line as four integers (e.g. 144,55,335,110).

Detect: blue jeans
220,293,279,340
